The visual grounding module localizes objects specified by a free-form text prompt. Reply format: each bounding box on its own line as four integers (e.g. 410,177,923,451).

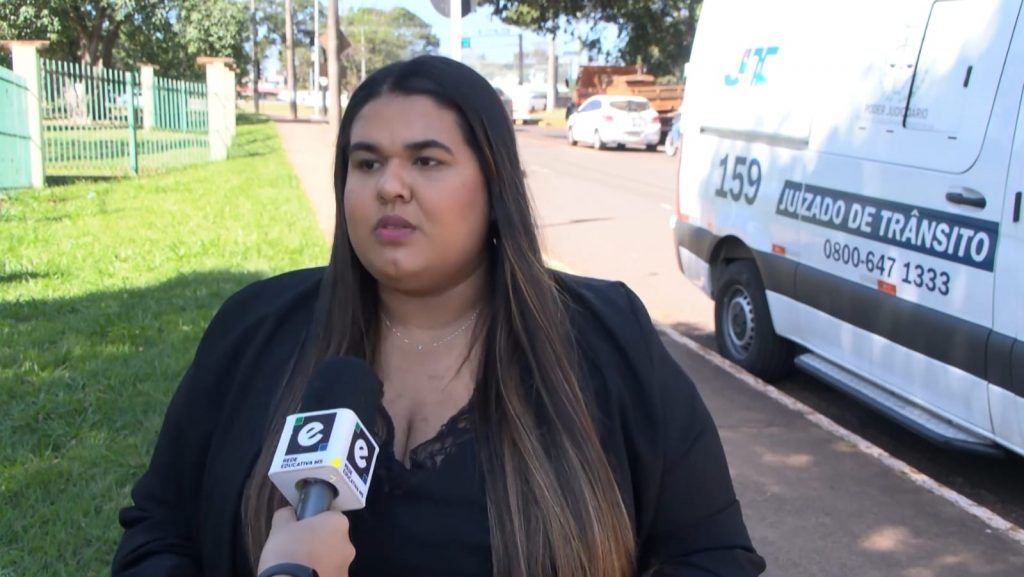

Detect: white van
673,0,1024,456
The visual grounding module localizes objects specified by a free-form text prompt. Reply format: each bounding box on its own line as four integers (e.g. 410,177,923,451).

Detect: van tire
593,131,605,150
567,125,577,146
714,260,793,381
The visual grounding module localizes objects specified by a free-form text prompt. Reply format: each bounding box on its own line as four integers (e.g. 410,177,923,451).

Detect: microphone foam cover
300,356,383,429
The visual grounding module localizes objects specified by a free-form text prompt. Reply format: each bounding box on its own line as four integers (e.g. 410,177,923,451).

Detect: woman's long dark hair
243,56,635,577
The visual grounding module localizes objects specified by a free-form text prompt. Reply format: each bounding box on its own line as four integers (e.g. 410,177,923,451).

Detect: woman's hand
257,507,355,577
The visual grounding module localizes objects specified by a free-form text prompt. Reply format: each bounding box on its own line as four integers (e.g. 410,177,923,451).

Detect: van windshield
609,100,651,112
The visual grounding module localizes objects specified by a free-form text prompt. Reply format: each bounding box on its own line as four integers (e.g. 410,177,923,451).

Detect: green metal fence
146,75,208,169
40,58,208,178
0,65,33,190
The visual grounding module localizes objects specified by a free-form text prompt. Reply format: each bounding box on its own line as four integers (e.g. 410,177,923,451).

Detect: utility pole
284,0,297,120
328,0,340,132
250,0,259,114
547,31,557,111
517,33,524,85
312,0,321,118
449,0,462,62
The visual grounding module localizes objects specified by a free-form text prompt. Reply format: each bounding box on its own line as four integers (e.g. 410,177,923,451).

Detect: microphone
268,356,383,519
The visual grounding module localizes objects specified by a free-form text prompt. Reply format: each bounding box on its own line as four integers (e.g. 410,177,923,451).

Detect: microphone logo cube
270,408,377,511
345,422,376,484
286,413,336,455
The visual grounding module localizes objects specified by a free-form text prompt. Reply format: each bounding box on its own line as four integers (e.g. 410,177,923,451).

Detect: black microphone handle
296,479,337,520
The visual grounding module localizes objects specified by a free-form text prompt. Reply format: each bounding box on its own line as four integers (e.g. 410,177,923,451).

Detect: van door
793,0,1018,433
990,84,1024,455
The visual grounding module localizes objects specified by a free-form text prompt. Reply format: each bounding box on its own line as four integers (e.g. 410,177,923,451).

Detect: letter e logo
345,423,377,484
286,413,337,455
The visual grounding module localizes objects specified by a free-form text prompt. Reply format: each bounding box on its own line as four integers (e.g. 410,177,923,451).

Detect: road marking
659,325,1024,548
544,253,1024,548
530,165,553,174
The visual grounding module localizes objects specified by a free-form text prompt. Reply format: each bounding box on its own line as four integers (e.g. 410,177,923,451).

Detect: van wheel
593,131,605,150
714,260,793,381
646,144,658,152
567,125,577,146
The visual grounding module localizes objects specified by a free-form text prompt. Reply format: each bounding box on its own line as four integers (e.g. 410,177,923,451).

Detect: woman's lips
374,214,416,242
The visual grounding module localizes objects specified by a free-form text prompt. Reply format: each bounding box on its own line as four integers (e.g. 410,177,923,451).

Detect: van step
794,353,1002,456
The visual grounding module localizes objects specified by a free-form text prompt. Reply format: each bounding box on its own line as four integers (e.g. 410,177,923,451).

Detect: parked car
664,114,681,156
493,86,514,120
566,95,661,151
528,90,547,112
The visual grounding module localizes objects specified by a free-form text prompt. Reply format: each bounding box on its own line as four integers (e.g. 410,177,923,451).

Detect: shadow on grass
229,123,280,159
0,270,50,284
0,269,265,575
45,175,122,187
236,112,271,126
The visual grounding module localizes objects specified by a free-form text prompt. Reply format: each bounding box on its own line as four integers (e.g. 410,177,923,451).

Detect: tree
340,7,439,92
481,0,702,79
0,0,249,80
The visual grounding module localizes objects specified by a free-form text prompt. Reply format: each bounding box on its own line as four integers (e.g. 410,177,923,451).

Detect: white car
567,95,661,151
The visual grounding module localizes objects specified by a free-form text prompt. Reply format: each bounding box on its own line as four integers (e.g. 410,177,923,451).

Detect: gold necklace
381,308,480,352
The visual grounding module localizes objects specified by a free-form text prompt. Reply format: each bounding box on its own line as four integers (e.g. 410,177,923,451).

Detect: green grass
0,113,329,576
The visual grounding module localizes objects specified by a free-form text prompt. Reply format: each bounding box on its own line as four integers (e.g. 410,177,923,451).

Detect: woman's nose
376,161,412,203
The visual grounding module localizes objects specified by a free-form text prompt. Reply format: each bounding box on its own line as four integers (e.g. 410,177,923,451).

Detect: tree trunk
99,20,123,68
82,4,108,66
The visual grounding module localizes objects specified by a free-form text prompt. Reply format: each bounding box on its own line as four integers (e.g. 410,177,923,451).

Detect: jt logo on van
724,46,779,86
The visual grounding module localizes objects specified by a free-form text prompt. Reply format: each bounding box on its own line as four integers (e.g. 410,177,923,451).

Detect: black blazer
112,267,765,576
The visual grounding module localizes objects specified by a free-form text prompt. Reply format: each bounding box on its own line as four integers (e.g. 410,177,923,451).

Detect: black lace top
347,403,491,576
112,267,766,577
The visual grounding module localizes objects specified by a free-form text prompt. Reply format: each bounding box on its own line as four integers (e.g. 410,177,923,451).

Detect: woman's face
344,94,490,294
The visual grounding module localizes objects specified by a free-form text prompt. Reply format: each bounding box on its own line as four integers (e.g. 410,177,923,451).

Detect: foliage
0,0,250,80
339,7,440,92
482,0,702,79
0,115,327,576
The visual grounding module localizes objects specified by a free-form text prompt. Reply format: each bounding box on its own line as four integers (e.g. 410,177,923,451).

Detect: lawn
0,114,329,576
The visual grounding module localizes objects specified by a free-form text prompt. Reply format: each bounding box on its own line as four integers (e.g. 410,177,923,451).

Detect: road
515,123,1024,576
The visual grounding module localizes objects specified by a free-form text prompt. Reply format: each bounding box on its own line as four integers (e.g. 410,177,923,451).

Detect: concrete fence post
197,56,236,161
139,63,158,131
3,40,49,188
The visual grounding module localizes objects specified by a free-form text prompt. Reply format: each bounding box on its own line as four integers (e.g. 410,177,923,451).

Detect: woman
112,55,765,577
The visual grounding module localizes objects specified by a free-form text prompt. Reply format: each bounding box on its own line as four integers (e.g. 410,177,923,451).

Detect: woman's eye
354,158,380,171
413,157,441,168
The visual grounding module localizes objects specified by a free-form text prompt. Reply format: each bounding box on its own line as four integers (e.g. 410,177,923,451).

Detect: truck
569,65,684,138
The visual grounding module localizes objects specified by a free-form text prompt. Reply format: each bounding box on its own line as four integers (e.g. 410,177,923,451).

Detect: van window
815,0,1014,173
609,100,651,112
905,0,980,136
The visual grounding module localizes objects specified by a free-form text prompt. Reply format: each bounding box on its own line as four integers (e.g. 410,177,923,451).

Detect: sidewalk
273,118,337,241
271,118,1024,576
